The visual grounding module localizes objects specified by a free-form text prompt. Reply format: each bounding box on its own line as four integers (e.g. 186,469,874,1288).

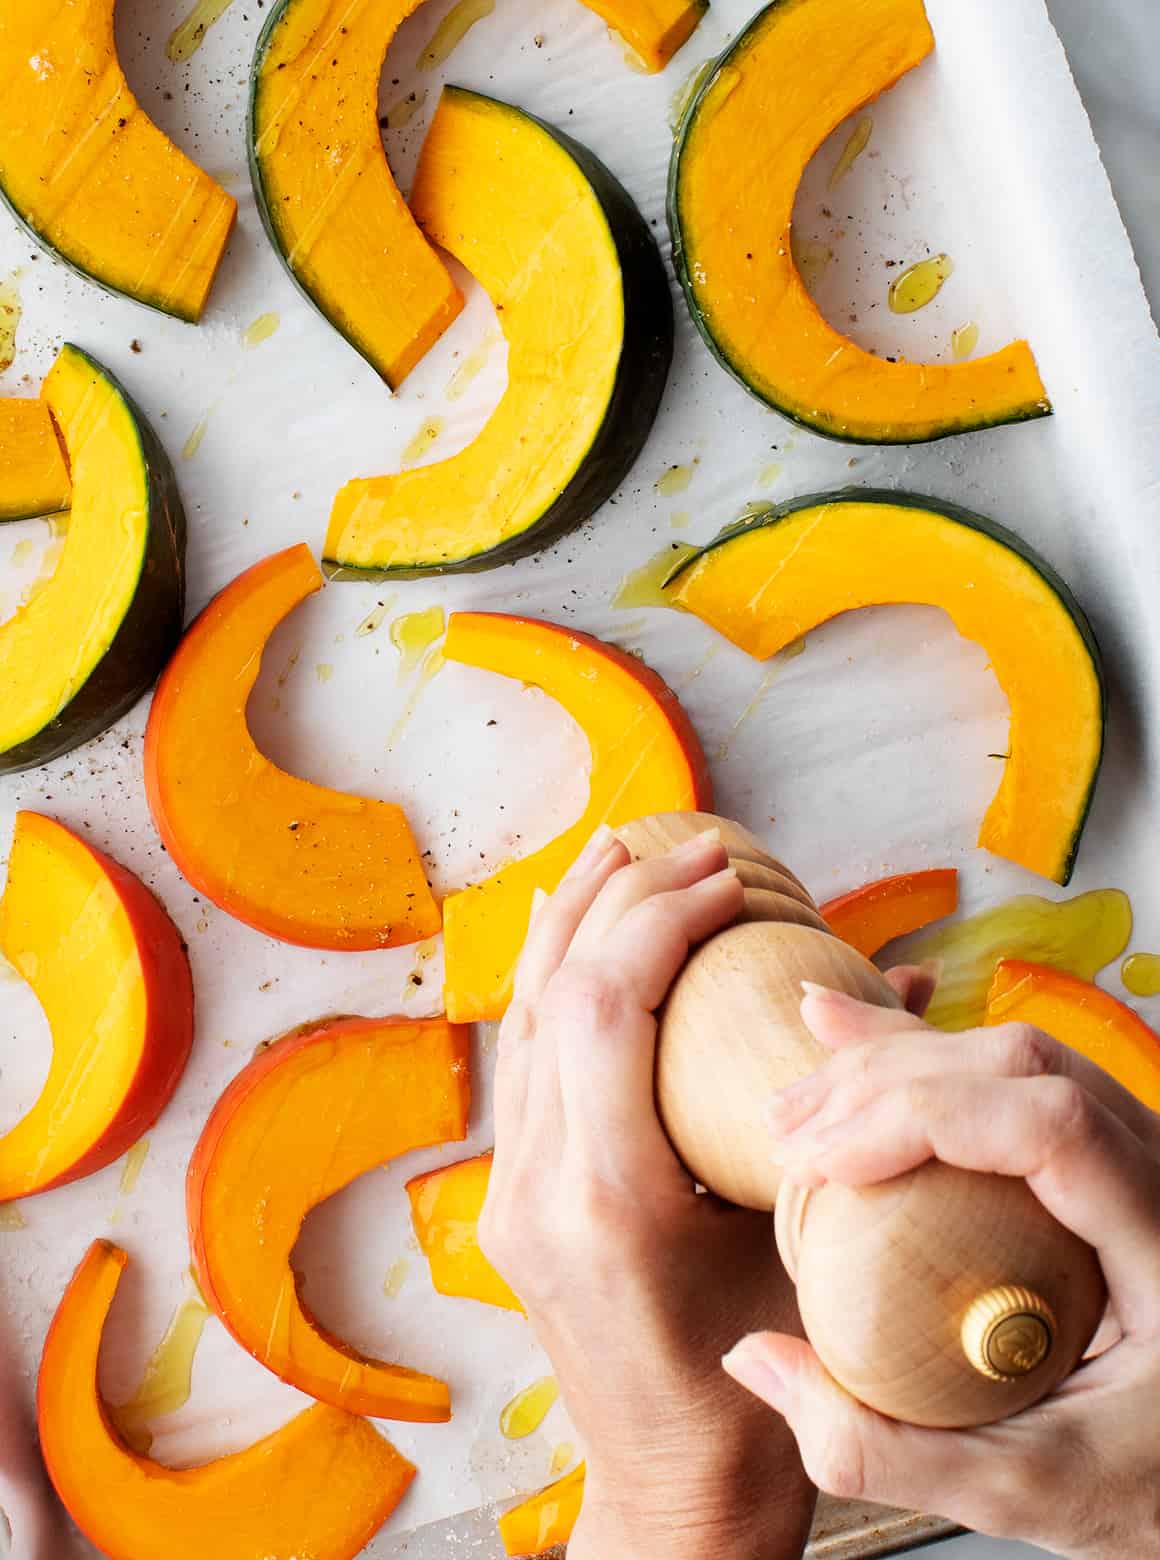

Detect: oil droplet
386,649,444,751
0,276,22,372
500,1376,558,1440
717,668,778,759
790,235,833,291
779,635,806,660
952,322,980,360
549,1441,575,1477
759,461,783,488
670,510,690,530
446,330,499,400
616,34,650,71
656,462,696,497
390,607,446,679
382,88,428,130
0,1207,26,1232
1122,952,1160,997
10,538,33,566
167,0,237,62
182,414,210,461
356,596,396,637
401,417,444,466
315,662,334,684
382,1257,410,1298
669,58,714,133
417,0,495,69
111,1285,211,1443
888,253,955,315
613,545,697,609
907,889,1132,1031
242,311,280,349
119,1138,150,1195
828,115,873,190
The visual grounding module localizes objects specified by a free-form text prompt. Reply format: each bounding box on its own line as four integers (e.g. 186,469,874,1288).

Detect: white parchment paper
1,0,1158,1548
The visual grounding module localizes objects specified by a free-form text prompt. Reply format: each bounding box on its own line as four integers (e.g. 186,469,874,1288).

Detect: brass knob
961,1285,1057,1380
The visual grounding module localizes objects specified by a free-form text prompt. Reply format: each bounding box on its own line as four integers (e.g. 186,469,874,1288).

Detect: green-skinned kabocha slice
324,87,673,577
664,490,1103,884
667,0,1050,443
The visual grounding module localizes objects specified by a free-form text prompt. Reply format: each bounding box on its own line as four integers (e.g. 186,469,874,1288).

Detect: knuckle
1041,1074,1098,1145
994,1022,1059,1078
546,965,628,1033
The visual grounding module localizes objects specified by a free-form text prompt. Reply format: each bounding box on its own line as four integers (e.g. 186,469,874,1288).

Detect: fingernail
673,829,722,858
800,980,830,999
722,1340,789,1411
573,824,616,874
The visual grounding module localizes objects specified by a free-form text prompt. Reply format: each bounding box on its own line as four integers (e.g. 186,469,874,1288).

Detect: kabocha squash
498,1465,586,1557
325,88,673,577
0,345,185,775
0,399,70,521
39,1242,414,1560
668,0,1051,443
0,813,193,1201
442,613,711,1022
666,491,1104,885
583,0,707,71
821,868,958,958
407,1152,523,1312
188,1015,469,1420
986,961,1160,1113
249,0,462,390
0,2,235,321
144,544,440,950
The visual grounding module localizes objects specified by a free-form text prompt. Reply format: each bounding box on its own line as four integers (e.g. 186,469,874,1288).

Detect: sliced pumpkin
668,0,1050,443
406,1151,523,1312
188,1015,469,1420
821,869,958,958
986,961,1160,1113
666,491,1104,884
249,0,462,389
143,543,439,950
0,398,70,521
586,0,706,71
498,1464,586,1557
0,4,235,321
0,344,185,774
0,812,193,1201
324,87,672,577
442,613,712,1022
38,1242,414,1560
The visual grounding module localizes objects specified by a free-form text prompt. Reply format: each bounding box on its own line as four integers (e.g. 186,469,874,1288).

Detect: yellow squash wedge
0,399,70,521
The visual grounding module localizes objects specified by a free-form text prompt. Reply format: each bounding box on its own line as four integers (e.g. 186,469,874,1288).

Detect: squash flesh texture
144,544,440,949
820,868,958,958
407,1152,524,1312
670,501,1101,884
498,1465,586,1557
0,346,146,754
0,2,235,321
674,0,1049,440
0,400,70,520
584,0,706,70
189,1016,469,1420
39,1242,415,1560
252,0,462,387
326,88,625,572
442,613,712,1021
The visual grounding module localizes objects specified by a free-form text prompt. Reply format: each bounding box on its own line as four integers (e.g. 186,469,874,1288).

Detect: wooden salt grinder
616,812,1107,1430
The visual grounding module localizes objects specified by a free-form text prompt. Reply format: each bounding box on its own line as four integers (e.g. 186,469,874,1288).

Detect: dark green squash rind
322,87,674,580
664,487,1105,883
0,347,186,774
665,2,1052,445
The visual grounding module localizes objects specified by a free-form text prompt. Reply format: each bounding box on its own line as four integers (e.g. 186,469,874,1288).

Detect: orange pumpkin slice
407,1151,523,1312
0,812,193,1200
498,1464,587,1556
0,398,70,521
39,1241,414,1560
820,869,958,959
188,1014,470,1420
144,543,439,949
441,613,712,1022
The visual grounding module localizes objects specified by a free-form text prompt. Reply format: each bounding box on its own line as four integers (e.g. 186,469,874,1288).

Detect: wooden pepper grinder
615,812,1107,1429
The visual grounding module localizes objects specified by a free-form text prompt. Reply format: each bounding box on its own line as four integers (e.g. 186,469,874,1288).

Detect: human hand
723,990,1160,1560
479,826,816,1560
0,1310,60,1560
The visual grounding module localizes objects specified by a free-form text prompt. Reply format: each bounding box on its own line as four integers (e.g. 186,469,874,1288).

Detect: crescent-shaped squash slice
442,613,712,1022
144,543,439,950
0,3,235,321
0,345,185,775
0,812,193,1201
498,1465,586,1557
986,961,1160,1114
325,88,673,577
821,869,958,958
249,0,462,389
668,0,1051,443
188,1015,469,1420
0,399,70,521
38,1242,414,1560
666,492,1104,885
407,1151,523,1312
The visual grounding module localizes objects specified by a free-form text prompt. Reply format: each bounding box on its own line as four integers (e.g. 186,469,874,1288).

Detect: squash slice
0,812,193,1201
666,491,1103,884
498,1465,586,1557
0,3,235,321
0,399,70,521
407,1151,523,1312
442,613,711,1021
821,869,958,958
188,1015,469,1421
325,88,672,577
249,0,462,389
668,0,1050,443
588,0,707,71
0,345,185,774
144,543,439,950
39,1242,414,1560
